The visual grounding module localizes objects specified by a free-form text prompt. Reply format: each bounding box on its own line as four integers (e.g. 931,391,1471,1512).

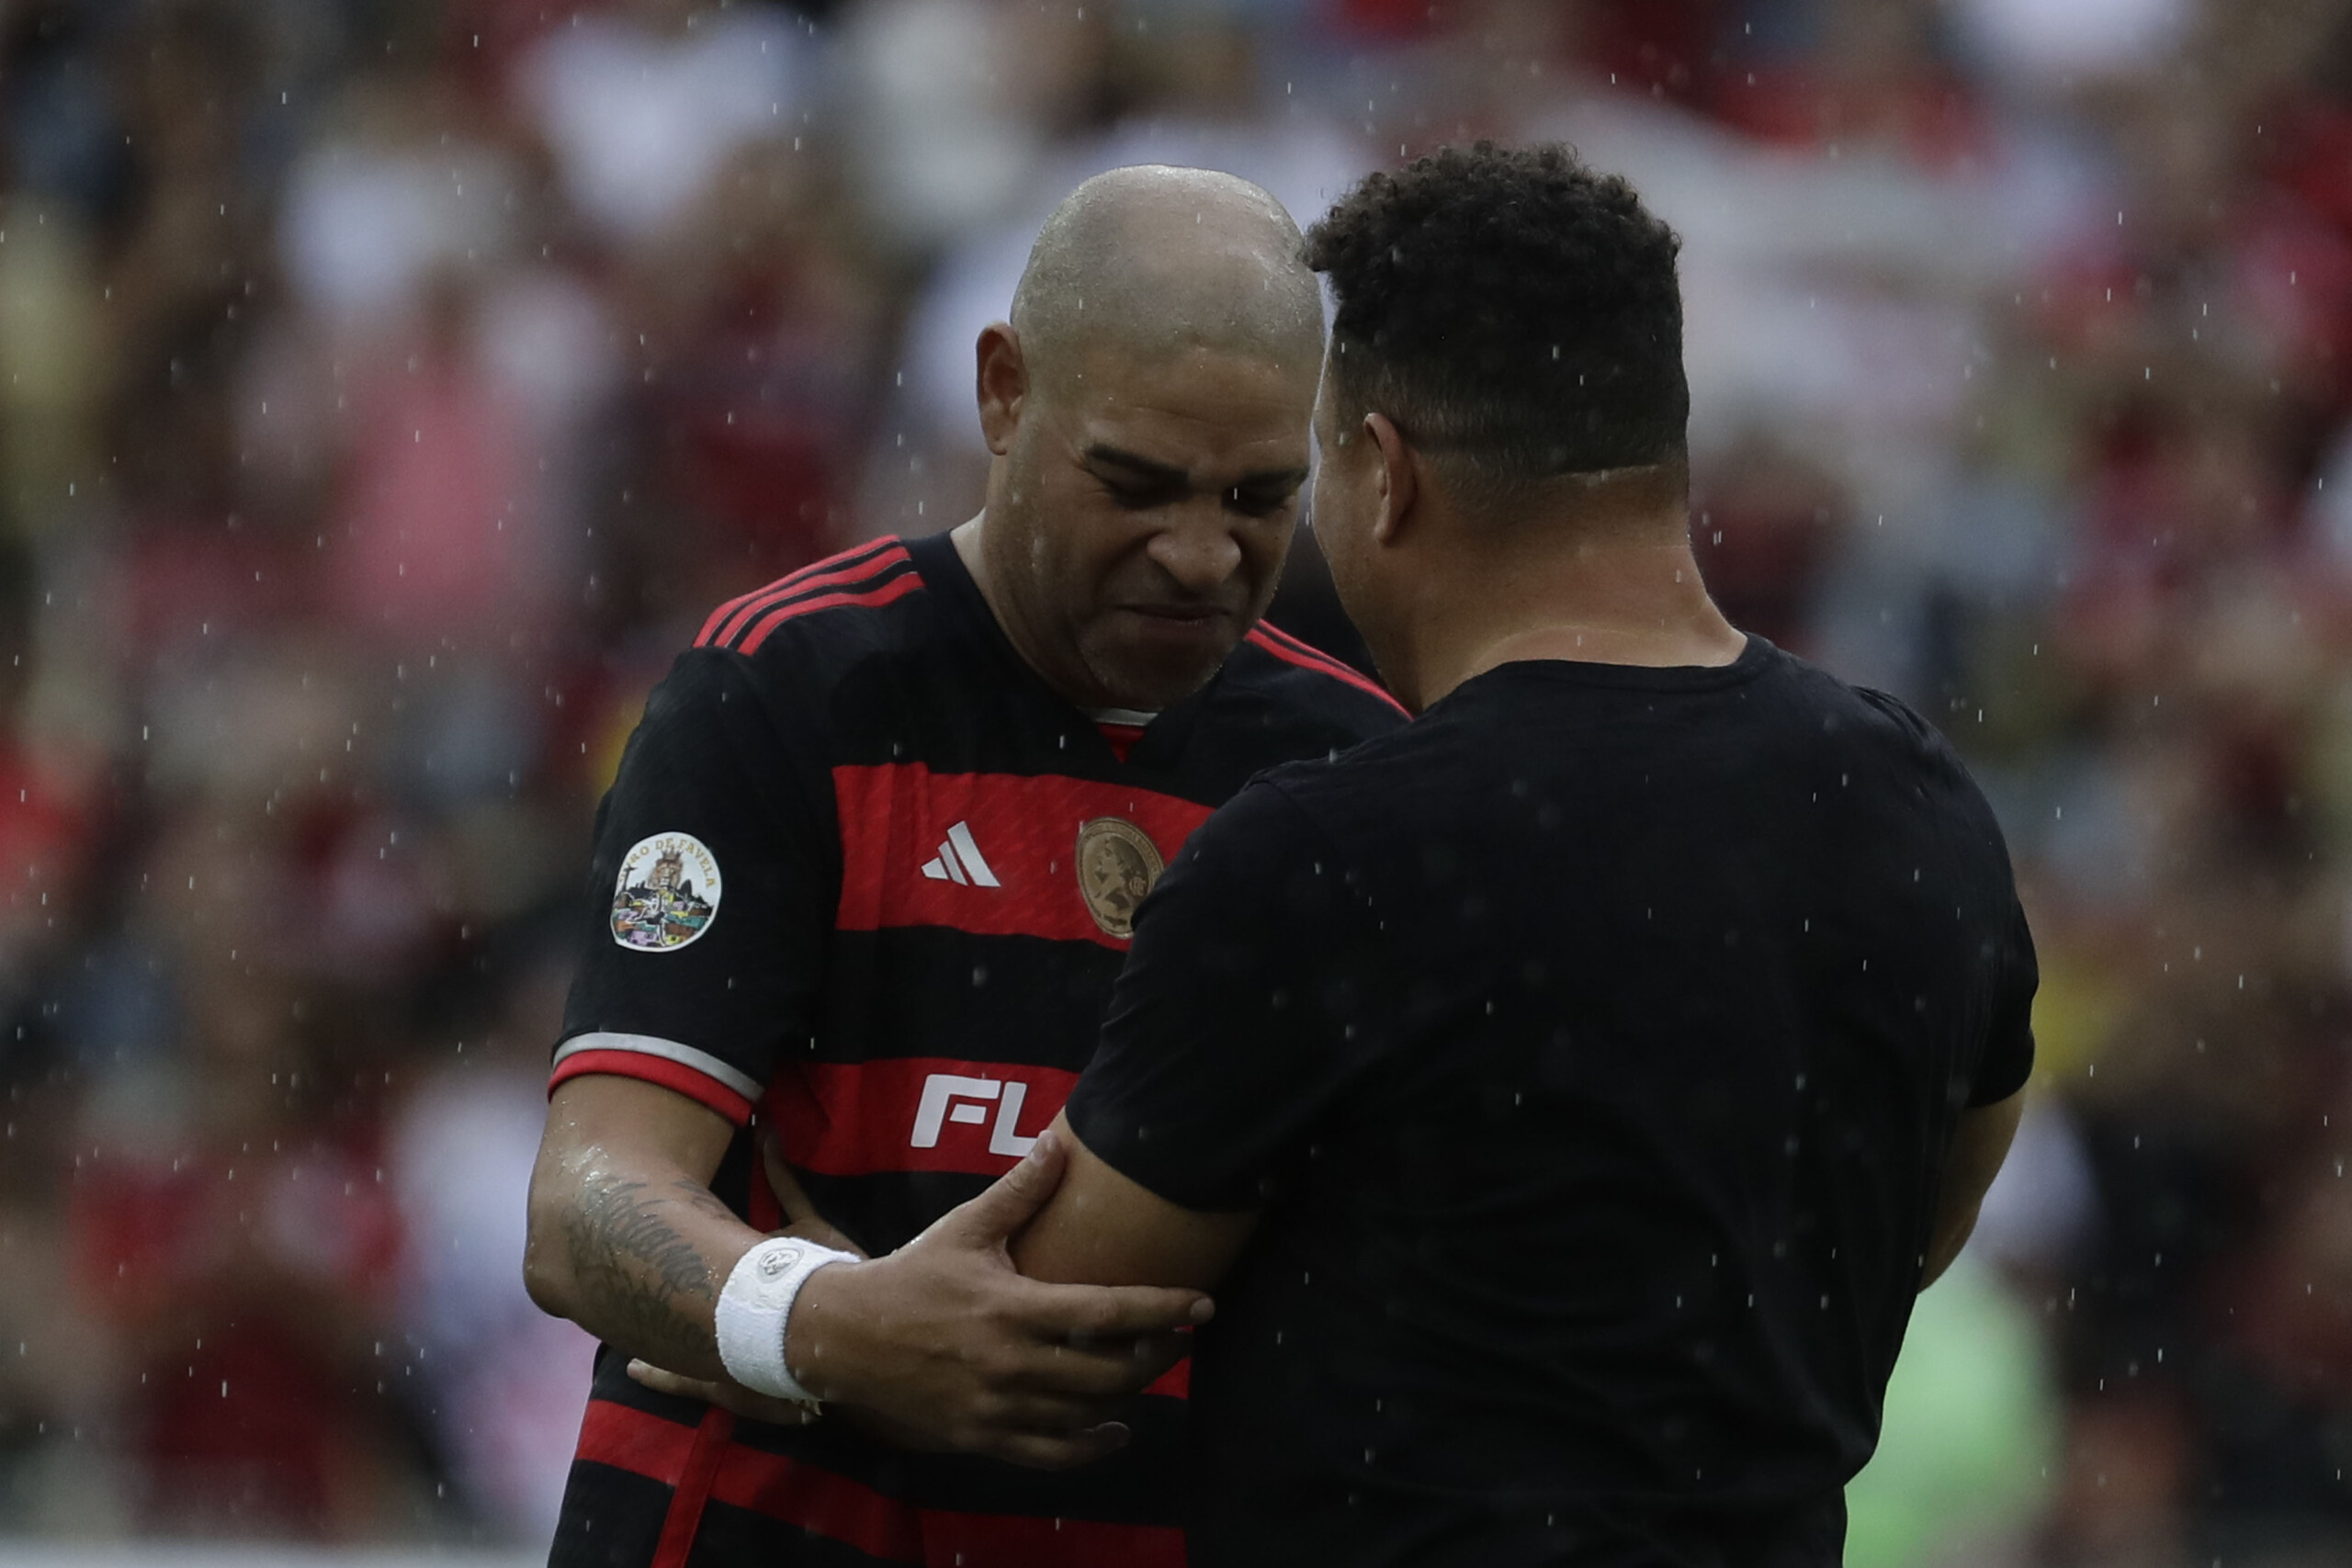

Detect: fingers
972,1389,1135,1434
758,1124,821,1227
626,1359,822,1427
1018,1280,1212,1341
933,1129,1069,1246
984,1329,1194,1400
1111,1327,1193,1387
757,1124,869,1258
625,1360,715,1403
973,1421,1134,1472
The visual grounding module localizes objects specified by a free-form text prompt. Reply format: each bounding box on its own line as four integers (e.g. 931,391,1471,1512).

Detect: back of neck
1405,532,1747,708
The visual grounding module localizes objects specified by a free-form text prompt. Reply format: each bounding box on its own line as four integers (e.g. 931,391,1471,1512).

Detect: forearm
525,1077,753,1380
1918,1196,1982,1290
1919,1090,2026,1291
550,1167,763,1380
1010,1113,1255,1291
547,1099,1210,1472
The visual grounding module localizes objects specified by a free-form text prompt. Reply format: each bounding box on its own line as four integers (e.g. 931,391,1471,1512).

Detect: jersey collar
900,529,1220,772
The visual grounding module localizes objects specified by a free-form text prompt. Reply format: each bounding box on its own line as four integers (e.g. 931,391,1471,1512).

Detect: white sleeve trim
552,1032,765,1102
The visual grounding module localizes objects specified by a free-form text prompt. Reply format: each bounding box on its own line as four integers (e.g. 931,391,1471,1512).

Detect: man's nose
1146,513,1244,596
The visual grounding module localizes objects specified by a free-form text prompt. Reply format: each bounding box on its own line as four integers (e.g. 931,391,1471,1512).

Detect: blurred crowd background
0,0,2348,1562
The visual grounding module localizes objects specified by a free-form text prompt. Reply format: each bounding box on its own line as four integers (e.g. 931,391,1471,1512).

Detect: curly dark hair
1305,142,1689,494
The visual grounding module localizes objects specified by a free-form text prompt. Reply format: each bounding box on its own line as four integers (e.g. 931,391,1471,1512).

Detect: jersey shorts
544,530,1405,1568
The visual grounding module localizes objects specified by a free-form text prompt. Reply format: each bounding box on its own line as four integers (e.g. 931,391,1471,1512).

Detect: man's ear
1364,412,1417,544
977,323,1026,456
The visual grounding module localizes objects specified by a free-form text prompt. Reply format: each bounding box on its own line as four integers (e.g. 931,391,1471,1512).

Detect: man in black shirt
1011,143,2035,1566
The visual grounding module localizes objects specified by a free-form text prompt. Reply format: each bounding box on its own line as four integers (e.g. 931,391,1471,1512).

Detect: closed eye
1225,485,1300,518
1102,479,1185,510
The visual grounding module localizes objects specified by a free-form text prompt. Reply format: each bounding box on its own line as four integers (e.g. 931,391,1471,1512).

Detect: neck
951,510,1030,662
951,510,1121,710
1380,525,1746,711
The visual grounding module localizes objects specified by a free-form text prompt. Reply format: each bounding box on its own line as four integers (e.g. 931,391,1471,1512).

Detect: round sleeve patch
611,832,724,952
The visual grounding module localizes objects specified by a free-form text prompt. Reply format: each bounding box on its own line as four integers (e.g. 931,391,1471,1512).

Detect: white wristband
715,1236,858,1404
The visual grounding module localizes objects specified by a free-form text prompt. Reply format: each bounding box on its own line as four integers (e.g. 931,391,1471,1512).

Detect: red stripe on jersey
1248,624,1410,716
738,573,923,654
549,1049,755,1126
831,763,1214,950
710,1444,923,1563
1143,1358,1191,1399
652,1408,735,1568
576,1398,703,1485
917,1510,1185,1568
769,1058,1079,1179
698,539,909,649
1250,617,1361,675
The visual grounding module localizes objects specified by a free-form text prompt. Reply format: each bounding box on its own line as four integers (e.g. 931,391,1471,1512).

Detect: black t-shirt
1064,638,2037,1568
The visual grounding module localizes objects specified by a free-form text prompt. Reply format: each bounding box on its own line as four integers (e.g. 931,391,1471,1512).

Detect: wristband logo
610,832,724,952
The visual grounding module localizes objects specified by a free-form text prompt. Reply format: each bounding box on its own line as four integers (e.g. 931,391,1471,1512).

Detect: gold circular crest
1075,817,1166,939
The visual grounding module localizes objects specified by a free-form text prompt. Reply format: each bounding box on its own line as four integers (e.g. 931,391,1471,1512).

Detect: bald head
1009,165,1325,396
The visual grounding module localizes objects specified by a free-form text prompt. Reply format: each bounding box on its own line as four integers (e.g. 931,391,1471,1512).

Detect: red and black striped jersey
547,530,1406,1568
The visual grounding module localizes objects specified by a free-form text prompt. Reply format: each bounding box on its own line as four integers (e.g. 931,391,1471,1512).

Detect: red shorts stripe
578,1401,926,1563
915,1510,1185,1568
698,539,909,649
1249,624,1409,716
653,1408,736,1568
831,763,1214,950
739,573,924,653
549,1050,755,1125
710,1446,923,1563
769,1058,1079,1179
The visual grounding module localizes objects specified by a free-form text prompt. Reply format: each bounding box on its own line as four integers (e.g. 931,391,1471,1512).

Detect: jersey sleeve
1969,894,2038,1107
551,645,835,1124
1062,780,1397,1212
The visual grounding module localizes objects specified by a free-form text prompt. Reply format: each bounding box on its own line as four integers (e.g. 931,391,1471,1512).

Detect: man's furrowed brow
1082,445,1308,492
1080,445,1192,484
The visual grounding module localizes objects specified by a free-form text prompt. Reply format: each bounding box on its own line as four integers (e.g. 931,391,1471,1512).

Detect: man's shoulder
1745,650,2016,871
1789,658,1981,789
1216,622,1409,744
693,536,940,671
664,534,989,739
1242,640,1977,823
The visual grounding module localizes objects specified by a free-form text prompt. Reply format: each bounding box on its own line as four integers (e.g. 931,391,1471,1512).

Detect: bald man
524,168,1403,1568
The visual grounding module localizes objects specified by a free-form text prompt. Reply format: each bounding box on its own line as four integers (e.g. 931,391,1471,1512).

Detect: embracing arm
524,1074,759,1382
565,1098,1220,1469
1919,1089,2025,1290
1011,1112,1257,1291
1012,786,1366,1294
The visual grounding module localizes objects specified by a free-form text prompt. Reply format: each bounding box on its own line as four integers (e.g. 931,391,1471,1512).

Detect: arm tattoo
563,1177,741,1370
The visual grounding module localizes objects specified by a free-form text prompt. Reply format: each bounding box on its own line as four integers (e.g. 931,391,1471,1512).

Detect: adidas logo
920,821,1001,887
